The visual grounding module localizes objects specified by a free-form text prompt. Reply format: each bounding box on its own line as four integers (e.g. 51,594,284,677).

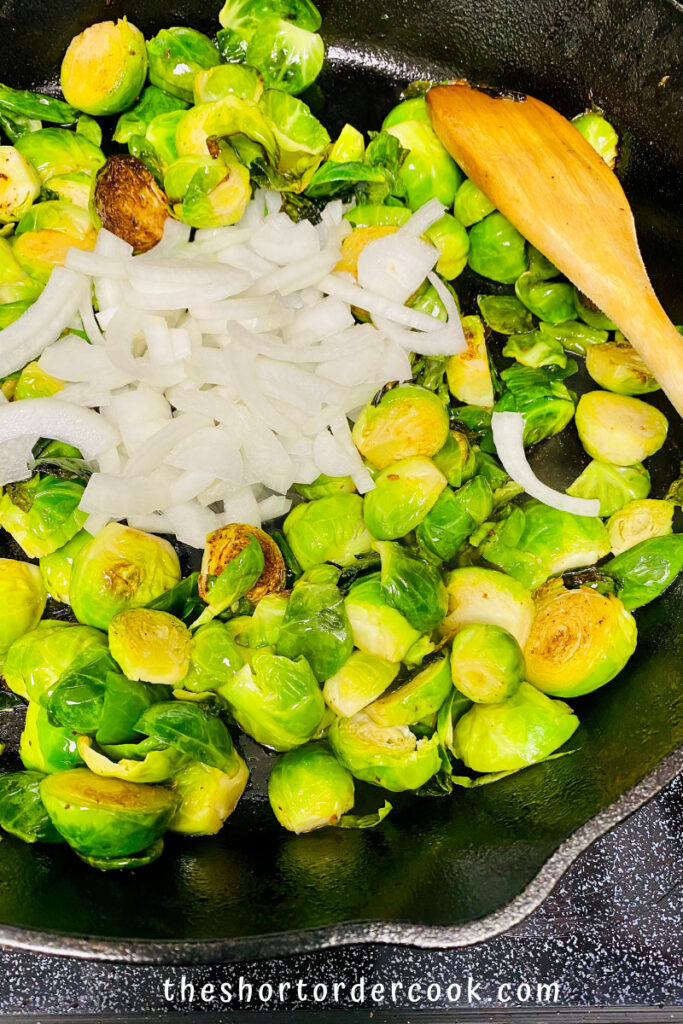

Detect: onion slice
491,411,601,518
0,398,119,462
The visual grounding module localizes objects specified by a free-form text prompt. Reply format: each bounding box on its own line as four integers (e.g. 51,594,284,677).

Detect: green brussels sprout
450,623,524,704
108,609,192,686
169,756,249,835
385,120,461,209
452,177,496,226
0,145,40,222
276,576,353,682
344,575,421,662
0,237,43,305
0,299,33,327
524,578,637,697
606,499,674,556
453,681,579,773
0,111,42,145
328,123,365,162
166,152,251,228
366,654,452,727
537,319,608,357
147,27,220,103
61,19,147,116
502,330,567,369
572,111,618,168
75,838,165,871
15,128,105,183
0,771,63,844
477,294,535,335
135,700,242,775
0,475,87,559
423,213,469,279
572,289,616,331
0,559,46,661
113,86,189,145
39,530,91,605
575,391,668,466
77,735,185,784
259,90,329,183
293,474,356,500
363,457,447,541
329,711,440,791
19,701,84,774
227,592,289,650
415,486,476,562
75,114,103,148
194,64,264,105
16,198,95,239
585,341,659,396
432,430,475,489
245,19,324,95
446,315,495,408
12,211,96,283
322,650,399,718
70,524,182,630
14,360,63,399
467,212,528,283
381,96,430,130
496,363,576,446
375,541,447,632
515,273,575,325
40,768,178,858
220,649,325,751
4,621,106,702
602,534,683,610
567,460,651,517
441,567,535,647
283,493,373,570
180,621,245,693
352,383,449,471
344,204,410,229
145,110,185,171
268,743,354,833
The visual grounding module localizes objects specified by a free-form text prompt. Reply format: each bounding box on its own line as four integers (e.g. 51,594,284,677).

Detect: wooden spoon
427,82,683,417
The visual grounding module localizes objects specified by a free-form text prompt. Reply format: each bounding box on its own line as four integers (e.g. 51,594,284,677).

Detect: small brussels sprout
432,430,475,489
218,0,322,44
344,575,421,662
441,567,535,647
0,559,46,660
169,756,249,835
366,655,452,727
61,19,147,116
70,523,181,630
572,289,616,331
450,623,524,704
198,524,284,623
467,212,528,283
147,27,220,103
496,363,576,446
572,112,618,168
452,177,496,226
293,474,356,500
268,743,354,833
145,110,185,171
0,145,40,222
0,475,87,558
14,360,63,399
16,198,95,239
537,319,608,357
180,621,245,693
4,621,106,702
352,383,449,470
363,457,447,541
283,493,373,570
603,534,683,610
446,315,495,408
19,702,84,774
245,19,324,95
477,294,535,335
453,681,579,773
515,274,575,325
381,96,430,130
108,609,192,686
220,649,325,751
328,123,365,162
376,541,447,632
15,128,105,183
423,213,469,280
175,95,276,160
276,575,353,682
38,530,91,605
40,768,178,858
502,330,567,369
575,391,668,466
194,64,263,105
385,120,461,209
524,579,637,697
585,341,659,396
259,90,330,184
77,735,185,784
0,771,64,844
567,459,651,517
94,154,168,253
323,651,399,718
329,711,440,791
607,499,674,556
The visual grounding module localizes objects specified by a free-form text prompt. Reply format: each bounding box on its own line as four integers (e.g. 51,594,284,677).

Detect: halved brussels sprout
603,534,683,610
194,65,263,105
585,341,659,396
259,90,329,184
0,559,46,660
14,360,64,399
575,391,668,466
61,19,147,116
198,524,284,623
268,743,354,833
70,523,181,630
441,567,535,647
366,655,452,727
376,541,447,632
109,609,192,685
567,459,651,517
363,457,447,541
169,756,249,835
329,711,440,791
572,289,616,331
276,575,353,682
385,120,461,210
450,623,524,704
16,198,95,239
39,530,91,605
453,681,579,773
502,330,567,369
381,96,430,130
0,771,64,844
94,154,168,253
351,383,449,470
15,128,105,183
0,476,87,558
0,146,41,222
328,123,365,162
293,474,356,500
220,649,325,751
432,430,475,489
323,651,399,718
147,27,220,102
174,95,276,163
0,236,43,305
12,228,95,283
4,620,106,702
524,579,637,698
19,702,84,774
345,575,421,662
496,363,576,446
283,493,373,570
572,111,618,168
166,152,251,228
467,211,528,283
446,315,494,408
77,735,184,784
40,768,178,858
424,213,469,280
452,177,496,226
607,499,674,556
113,86,190,145
180,621,245,693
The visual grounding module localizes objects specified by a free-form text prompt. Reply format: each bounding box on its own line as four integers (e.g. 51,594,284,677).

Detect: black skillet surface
0,0,681,965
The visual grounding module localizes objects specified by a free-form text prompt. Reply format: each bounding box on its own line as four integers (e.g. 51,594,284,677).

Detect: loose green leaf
335,800,392,829
135,701,241,775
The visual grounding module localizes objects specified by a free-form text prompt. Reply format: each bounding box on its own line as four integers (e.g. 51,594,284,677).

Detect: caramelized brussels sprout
283,493,373,570
323,651,399,718
446,315,494,408
352,383,449,470
0,145,40,222
199,523,285,610
450,623,524,704
441,567,535,647
467,211,528,283
567,460,651,517
585,341,659,396
61,19,147,116
169,756,249,835
344,575,421,662
363,457,447,541
147,27,220,103
366,655,452,727
575,391,668,466
108,609,192,685
94,154,168,253
268,743,354,833
0,559,46,660
329,711,440,792
606,499,674,555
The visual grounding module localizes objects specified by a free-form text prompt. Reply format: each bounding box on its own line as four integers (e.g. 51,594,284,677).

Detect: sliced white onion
320,273,443,332
0,398,119,461
80,472,170,518
397,198,446,237
491,412,601,517
357,233,439,304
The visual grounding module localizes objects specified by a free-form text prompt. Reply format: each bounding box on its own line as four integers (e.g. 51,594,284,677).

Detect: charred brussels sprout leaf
0,771,64,844
147,28,220,103
135,701,242,776
268,743,355,833
376,542,447,632
276,576,353,682
94,155,168,253
602,534,683,610
61,19,148,117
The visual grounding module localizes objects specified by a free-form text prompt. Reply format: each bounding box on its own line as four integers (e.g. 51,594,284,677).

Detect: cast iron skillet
0,0,681,965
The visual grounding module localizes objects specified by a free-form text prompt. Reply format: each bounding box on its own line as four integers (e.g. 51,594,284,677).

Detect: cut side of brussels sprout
575,391,668,466
61,19,148,117
77,735,184,784
199,524,285,609
169,756,249,835
329,711,441,792
94,155,168,254
0,146,41,223
14,360,64,400
109,608,192,685
352,383,449,470
446,315,494,408
366,655,452,727
345,575,421,663
441,567,535,648
450,623,524,704
0,559,46,660
13,227,96,284
284,493,373,570
15,128,105,183
323,651,399,718
607,499,674,556
363,456,447,541
194,65,264,105
147,27,220,103
245,18,324,95
268,743,354,833
585,341,659,396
